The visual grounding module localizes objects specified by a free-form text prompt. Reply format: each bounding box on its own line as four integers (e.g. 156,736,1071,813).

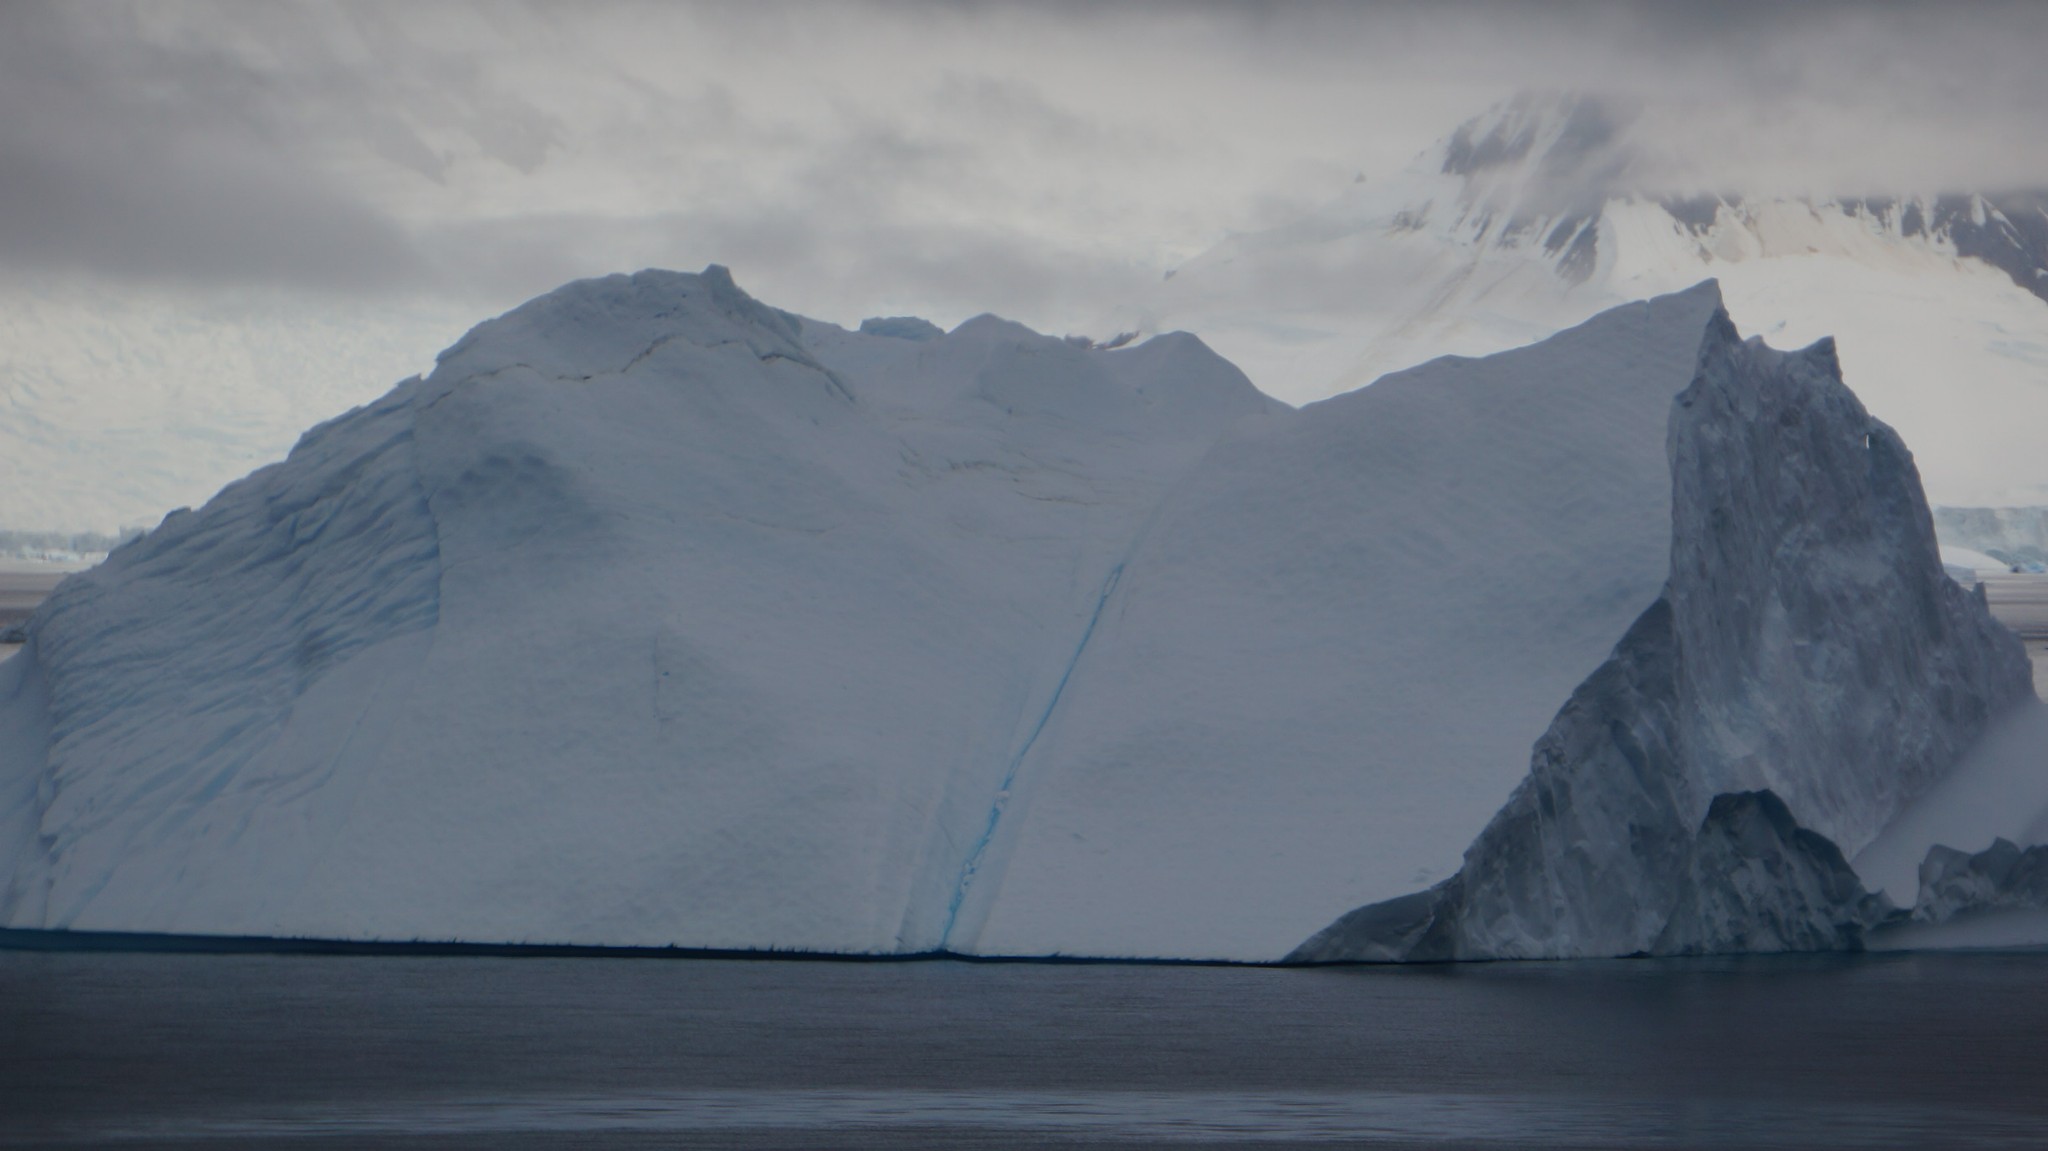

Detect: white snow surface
0,269,1722,959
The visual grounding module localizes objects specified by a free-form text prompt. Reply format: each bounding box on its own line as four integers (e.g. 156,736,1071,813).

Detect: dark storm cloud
0,5,425,289
7,0,2048,321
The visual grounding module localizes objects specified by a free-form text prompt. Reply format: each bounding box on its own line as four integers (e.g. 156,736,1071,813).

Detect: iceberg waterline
0,267,2030,961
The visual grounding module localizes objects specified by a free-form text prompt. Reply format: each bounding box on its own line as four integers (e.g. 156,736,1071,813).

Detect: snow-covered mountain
1111,93,2048,509
0,268,2030,960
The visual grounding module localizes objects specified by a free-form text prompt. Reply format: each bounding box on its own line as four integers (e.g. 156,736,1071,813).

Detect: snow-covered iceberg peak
1294,306,2033,962
428,264,848,402
0,265,1291,951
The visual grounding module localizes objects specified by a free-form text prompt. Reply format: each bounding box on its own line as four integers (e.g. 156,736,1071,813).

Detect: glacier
1293,310,2033,962
0,266,2030,962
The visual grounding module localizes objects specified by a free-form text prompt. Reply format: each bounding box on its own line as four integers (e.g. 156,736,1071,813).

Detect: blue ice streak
938,562,1125,947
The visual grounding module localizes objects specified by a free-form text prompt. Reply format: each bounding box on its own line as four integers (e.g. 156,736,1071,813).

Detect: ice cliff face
1294,310,2032,962
1933,506,2048,569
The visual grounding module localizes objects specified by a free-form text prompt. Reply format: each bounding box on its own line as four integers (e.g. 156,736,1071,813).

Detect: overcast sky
6,0,2048,336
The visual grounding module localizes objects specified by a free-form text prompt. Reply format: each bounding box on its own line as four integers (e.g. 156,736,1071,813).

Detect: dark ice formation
1655,791,1894,956
1293,307,2033,962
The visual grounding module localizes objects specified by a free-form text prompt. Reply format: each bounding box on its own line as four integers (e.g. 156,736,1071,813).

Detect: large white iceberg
1,268,2018,961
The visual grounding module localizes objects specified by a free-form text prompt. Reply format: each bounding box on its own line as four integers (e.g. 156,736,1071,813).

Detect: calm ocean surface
3,946,2046,1149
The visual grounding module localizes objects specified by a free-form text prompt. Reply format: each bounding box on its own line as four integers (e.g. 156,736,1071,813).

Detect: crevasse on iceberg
1293,309,2033,962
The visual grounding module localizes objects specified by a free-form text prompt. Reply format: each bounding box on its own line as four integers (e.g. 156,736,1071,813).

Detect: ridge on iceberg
1293,308,2032,963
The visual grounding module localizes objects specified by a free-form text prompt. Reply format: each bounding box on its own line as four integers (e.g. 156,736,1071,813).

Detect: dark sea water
4,947,2047,1150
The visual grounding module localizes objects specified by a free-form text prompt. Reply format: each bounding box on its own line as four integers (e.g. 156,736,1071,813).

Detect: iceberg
2,266,2020,962
0,267,1282,953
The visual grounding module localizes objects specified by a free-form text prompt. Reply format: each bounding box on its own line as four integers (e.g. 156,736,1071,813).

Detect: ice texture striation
1293,308,2033,962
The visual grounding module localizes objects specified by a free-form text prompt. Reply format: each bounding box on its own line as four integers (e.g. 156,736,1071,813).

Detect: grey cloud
9,0,2048,318
0,3,569,292
0,5,424,290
